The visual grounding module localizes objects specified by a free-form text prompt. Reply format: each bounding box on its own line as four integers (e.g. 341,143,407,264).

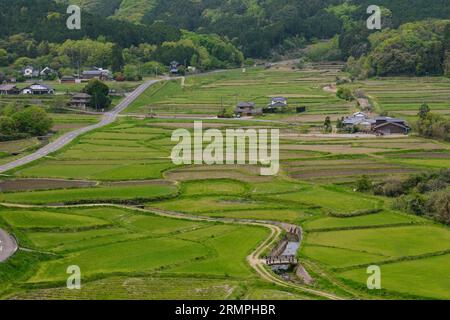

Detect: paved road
0,79,160,174
0,229,18,262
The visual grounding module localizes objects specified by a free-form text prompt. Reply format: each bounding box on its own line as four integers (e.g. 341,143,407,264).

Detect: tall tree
83,79,111,110
111,44,124,73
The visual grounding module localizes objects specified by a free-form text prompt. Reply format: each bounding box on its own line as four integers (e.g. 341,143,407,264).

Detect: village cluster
0,63,410,136
0,65,114,110
234,97,410,136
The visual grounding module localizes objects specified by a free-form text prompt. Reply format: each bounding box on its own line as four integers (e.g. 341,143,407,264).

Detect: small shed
0,84,20,95
60,76,76,84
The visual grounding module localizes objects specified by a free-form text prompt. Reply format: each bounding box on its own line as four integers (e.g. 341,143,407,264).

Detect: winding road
0,228,18,263
1,203,344,300
0,79,161,174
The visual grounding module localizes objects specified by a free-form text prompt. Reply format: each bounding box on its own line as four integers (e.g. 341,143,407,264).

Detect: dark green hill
0,0,180,48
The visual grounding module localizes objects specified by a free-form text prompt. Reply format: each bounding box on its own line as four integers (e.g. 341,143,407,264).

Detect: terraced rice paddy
1,65,450,300
353,77,450,119
0,205,269,299
125,65,352,117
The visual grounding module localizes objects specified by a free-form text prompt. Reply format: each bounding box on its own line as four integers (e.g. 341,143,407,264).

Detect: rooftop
24,83,54,91
72,93,91,99
237,102,255,108
0,84,17,91
271,97,287,102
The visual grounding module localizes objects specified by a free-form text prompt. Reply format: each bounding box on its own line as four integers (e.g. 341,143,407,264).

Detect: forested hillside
55,0,123,17
0,0,179,47
56,0,450,57
0,0,245,84
2,0,450,77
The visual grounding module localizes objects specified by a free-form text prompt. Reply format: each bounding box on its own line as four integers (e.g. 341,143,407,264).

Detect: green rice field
1,64,449,300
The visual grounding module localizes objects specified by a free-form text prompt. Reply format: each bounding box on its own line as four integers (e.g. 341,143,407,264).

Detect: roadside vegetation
0,105,53,141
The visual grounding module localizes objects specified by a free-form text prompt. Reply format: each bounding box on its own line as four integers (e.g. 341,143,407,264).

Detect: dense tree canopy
83,79,111,110
0,105,53,140
2,0,450,76
344,20,450,77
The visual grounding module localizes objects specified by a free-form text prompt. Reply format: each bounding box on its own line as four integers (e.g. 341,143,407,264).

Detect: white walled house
21,83,55,95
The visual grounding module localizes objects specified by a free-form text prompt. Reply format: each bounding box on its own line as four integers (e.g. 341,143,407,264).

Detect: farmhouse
60,76,77,84
21,83,55,95
40,67,56,78
82,68,111,81
269,97,288,109
22,66,39,78
234,102,263,117
373,117,411,135
343,112,375,131
0,84,20,95
170,61,180,75
343,112,410,135
69,93,91,110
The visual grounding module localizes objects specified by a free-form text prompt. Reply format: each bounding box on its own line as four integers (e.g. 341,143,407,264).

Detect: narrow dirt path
0,202,344,300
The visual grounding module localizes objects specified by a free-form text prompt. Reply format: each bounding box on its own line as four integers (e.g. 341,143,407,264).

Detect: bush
306,36,343,62
113,72,126,82
415,106,450,141
356,175,372,192
336,87,354,101
11,106,53,136
427,190,450,225
141,61,167,76
244,58,255,67
373,178,406,197
416,179,447,193
0,116,15,136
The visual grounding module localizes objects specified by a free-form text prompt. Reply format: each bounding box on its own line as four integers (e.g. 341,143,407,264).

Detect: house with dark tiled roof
81,67,111,81
373,117,411,135
234,102,263,117
342,112,410,135
60,76,77,83
268,97,288,109
69,93,91,110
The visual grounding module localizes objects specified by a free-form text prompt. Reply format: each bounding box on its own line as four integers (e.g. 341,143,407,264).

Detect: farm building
22,66,39,78
60,76,77,84
234,102,263,117
343,112,410,135
21,83,55,95
40,67,57,78
268,97,288,109
69,93,91,110
0,84,20,95
343,112,375,131
82,68,111,81
169,61,180,75
373,117,411,135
